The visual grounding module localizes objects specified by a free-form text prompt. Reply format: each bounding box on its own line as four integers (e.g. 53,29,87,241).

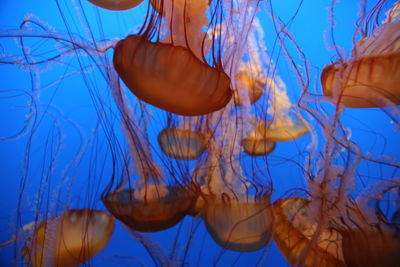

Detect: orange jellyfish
158,128,207,160
273,197,345,267
321,1,400,108
191,123,274,251
234,70,265,106
87,0,144,11
102,102,197,232
257,77,309,142
203,195,274,252
241,124,276,156
334,178,400,267
23,209,114,267
103,185,196,232
113,0,233,116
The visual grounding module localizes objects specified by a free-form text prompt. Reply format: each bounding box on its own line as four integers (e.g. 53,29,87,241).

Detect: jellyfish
333,178,400,267
101,94,198,232
23,209,114,267
87,0,144,11
158,127,207,160
321,1,400,108
112,0,233,116
234,70,265,106
273,198,345,267
192,144,275,252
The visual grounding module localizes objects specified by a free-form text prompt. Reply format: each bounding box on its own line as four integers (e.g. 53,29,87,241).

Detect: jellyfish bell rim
101,186,197,232
202,194,274,252
321,52,400,108
87,0,144,11
113,35,233,116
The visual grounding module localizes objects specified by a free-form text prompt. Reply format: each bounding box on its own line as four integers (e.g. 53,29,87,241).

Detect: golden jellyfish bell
241,126,276,156
203,195,274,252
241,138,276,156
102,185,197,232
87,0,144,11
254,120,309,142
113,35,232,116
23,209,114,267
157,128,207,160
234,71,264,106
322,20,400,108
273,198,345,267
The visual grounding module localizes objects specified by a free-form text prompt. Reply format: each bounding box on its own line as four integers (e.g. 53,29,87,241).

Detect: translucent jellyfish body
250,120,309,142
241,125,276,156
322,15,400,107
158,128,207,160
102,184,196,232
87,0,144,11
113,35,232,115
273,198,345,267
23,209,114,267
203,195,274,252
234,71,265,106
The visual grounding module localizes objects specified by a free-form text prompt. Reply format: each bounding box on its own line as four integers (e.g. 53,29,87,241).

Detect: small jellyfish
158,128,207,160
234,70,265,106
241,125,276,156
321,2,400,108
113,35,232,116
23,209,114,267
87,0,144,11
273,198,345,267
251,119,309,142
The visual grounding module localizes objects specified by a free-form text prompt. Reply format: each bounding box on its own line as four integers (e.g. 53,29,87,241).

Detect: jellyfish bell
157,128,207,160
191,143,275,252
202,193,274,252
87,0,144,11
241,138,276,156
321,5,400,108
252,119,309,142
113,35,232,116
273,198,345,267
23,209,114,267
321,52,400,108
102,183,197,232
234,71,265,106
241,125,276,156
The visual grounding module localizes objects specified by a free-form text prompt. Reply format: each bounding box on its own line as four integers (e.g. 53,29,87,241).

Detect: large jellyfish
322,1,400,108
112,0,233,115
